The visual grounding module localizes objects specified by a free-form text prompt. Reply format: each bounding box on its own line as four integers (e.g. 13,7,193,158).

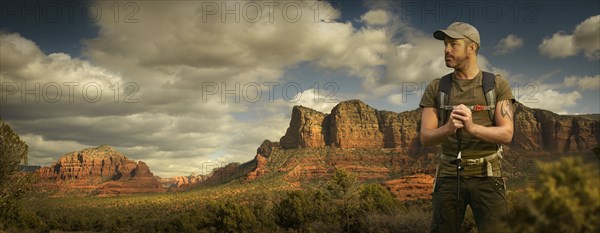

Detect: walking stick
455,128,463,233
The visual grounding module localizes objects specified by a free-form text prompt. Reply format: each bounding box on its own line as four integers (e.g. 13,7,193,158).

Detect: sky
1,0,598,177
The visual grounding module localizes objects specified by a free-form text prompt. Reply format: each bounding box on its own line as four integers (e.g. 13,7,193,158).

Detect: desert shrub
359,183,401,214
506,157,600,233
205,199,258,233
274,189,334,230
325,169,362,232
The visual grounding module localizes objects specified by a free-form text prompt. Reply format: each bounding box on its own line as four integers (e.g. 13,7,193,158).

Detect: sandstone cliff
279,100,599,153
38,145,164,196
208,99,599,201
512,102,600,152
163,173,206,188
280,100,423,152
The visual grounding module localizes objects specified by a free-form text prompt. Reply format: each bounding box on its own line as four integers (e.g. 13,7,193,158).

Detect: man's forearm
421,124,454,146
470,124,513,145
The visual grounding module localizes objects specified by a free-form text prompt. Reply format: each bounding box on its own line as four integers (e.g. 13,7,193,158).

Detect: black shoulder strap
438,72,497,127
481,72,496,124
438,73,453,127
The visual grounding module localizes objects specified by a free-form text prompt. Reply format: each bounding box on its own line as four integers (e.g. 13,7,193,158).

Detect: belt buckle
466,159,477,166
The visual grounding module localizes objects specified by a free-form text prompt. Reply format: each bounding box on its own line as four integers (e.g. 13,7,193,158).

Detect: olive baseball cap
433,22,481,46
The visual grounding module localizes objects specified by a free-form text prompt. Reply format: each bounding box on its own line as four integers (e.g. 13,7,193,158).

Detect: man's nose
444,45,451,54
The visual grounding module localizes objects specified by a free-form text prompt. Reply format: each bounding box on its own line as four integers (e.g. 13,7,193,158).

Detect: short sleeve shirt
419,71,515,176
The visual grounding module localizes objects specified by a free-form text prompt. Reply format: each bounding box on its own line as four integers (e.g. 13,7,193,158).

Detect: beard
445,53,468,69
445,47,469,69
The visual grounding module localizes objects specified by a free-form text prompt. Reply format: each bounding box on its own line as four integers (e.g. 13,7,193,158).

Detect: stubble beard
445,54,468,70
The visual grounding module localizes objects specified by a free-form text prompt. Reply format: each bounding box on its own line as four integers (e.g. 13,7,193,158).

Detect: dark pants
430,177,508,233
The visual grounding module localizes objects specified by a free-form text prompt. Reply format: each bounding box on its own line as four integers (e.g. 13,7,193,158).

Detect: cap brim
433,30,466,40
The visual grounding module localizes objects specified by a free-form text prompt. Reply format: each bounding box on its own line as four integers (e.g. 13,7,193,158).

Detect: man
419,22,515,233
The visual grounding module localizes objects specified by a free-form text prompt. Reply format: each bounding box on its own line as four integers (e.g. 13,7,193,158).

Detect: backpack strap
437,72,496,127
436,71,502,154
438,73,453,127
481,72,496,125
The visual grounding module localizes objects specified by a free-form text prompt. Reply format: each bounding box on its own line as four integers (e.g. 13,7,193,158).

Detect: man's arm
451,100,514,145
420,107,461,146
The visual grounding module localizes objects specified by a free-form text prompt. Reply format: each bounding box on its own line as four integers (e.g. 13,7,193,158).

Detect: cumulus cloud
539,32,578,58
564,75,600,91
386,94,406,106
84,1,390,87
539,15,600,60
3,1,397,177
382,37,447,92
520,89,581,114
11,1,577,177
0,32,132,120
361,10,389,25
574,15,600,59
495,34,524,55
290,88,340,113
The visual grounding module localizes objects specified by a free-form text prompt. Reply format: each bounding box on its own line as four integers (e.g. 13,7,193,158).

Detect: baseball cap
433,22,481,46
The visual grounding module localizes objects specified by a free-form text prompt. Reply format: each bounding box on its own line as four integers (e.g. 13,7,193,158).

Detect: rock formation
171,173,205,188
279,100,425,155
280,106,330,148
207,99,599,201
38,145,164,195
278,99,599,153
512,102,600,152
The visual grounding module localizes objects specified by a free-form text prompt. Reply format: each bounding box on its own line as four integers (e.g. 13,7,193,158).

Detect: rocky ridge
216,99,600,200
279,99,599,153
38,145,165,196
160,173,206,188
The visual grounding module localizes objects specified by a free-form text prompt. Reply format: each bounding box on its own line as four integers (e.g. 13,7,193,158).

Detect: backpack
437,71,496,127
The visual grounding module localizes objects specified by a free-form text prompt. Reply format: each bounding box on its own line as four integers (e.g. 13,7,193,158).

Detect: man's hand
450,104,474,132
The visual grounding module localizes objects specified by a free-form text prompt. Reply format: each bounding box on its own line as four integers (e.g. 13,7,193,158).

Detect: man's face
443,37,469,69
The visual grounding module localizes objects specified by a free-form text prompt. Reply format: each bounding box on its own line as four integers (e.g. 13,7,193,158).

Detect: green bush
0,121,30,229
274,189,337,230
359,183,401,214
207,200,259,233
507,157,600,233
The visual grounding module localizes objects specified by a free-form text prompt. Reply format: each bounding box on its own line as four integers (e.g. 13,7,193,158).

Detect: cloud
539,15,600,60
538,32,578,58
382,37,447,92
495,34,524,55
520,89,581,114
290,88,341,113
4,1,394,177
84,1,390,86
573,15,600,59
361,10,389,25
386,94,406,106
18,134,93,166
564,75,600,91
10,1,572,177
0,32,132,120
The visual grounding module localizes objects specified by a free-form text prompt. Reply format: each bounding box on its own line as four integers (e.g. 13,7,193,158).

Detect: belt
440,152,501,177
440,152,498,164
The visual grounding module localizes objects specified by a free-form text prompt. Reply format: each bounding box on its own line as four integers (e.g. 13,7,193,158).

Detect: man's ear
468,42,476,55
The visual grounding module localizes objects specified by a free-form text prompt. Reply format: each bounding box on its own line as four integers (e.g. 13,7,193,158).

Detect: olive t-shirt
419,71,514,177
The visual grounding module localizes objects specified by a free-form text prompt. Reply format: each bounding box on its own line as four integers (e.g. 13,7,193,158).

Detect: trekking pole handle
456,128,463,169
